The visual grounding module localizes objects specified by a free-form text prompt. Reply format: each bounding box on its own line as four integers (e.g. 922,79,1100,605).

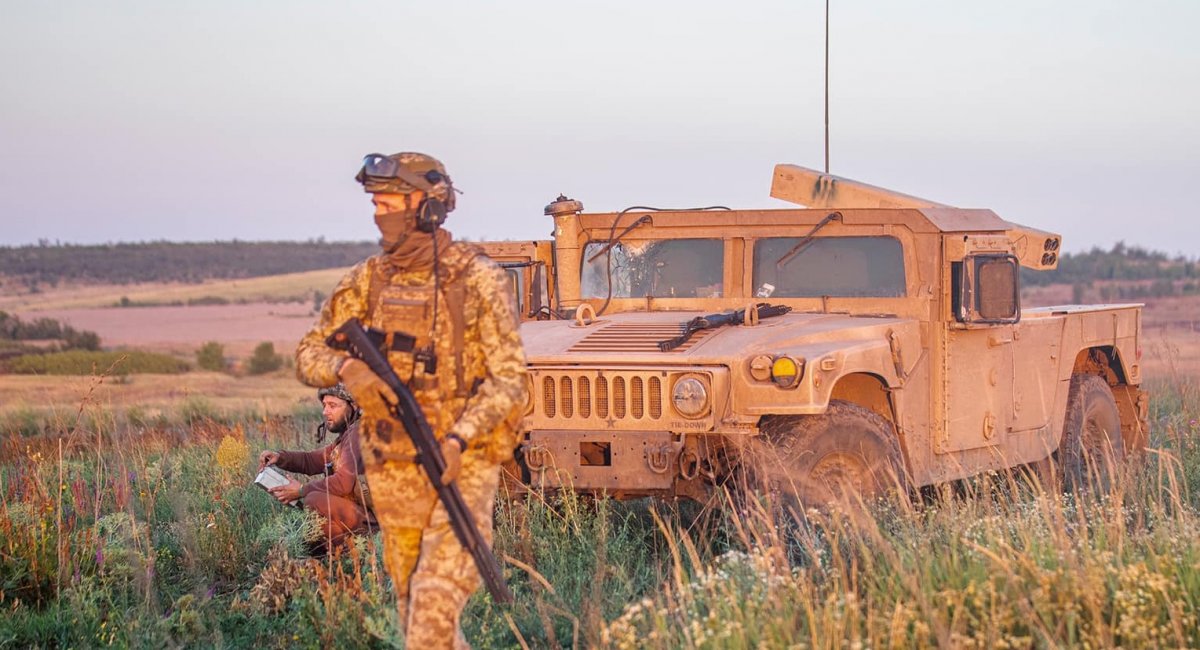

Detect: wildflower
215,435,249,473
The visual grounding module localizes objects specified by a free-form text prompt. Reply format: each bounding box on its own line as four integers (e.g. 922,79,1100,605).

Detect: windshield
753,236,906,298
581,238,724,299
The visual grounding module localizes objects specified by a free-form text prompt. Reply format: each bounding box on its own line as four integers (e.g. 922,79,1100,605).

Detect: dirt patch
15,303,318,354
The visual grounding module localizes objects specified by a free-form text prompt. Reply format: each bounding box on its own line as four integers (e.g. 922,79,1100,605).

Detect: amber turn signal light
770,356,803,388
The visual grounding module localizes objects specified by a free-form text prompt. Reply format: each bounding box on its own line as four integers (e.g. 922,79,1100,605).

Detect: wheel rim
808,451,875,500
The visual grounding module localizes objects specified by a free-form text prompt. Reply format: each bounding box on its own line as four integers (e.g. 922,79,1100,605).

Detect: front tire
755,401,909,507
1055,373,1125,493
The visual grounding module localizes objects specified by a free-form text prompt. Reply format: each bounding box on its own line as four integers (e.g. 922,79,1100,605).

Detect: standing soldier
295,152,527,648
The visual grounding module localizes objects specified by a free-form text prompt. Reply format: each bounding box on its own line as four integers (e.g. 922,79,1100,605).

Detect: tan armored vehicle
484,165,1149,503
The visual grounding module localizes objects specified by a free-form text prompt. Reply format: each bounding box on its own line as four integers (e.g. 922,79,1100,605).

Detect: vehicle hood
519,310,915,365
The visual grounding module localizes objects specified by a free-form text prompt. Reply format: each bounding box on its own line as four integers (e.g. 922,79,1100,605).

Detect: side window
496,261,550,320
503,268,523,316
955,254,1020,324
752,236,906,298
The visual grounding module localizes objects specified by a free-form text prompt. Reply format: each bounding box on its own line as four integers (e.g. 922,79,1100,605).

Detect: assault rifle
327,318,513,604
658,303,792,352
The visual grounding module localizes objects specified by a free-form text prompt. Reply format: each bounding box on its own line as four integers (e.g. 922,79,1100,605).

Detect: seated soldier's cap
317,383,355,405
355,152,456,211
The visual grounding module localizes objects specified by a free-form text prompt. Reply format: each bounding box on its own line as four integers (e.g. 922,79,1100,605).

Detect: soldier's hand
269,479,303,505
440,436,465,485
338,359,399,417
258,450,280,471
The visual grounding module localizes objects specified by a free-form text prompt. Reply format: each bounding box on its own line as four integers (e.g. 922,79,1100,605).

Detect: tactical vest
362,242,521,463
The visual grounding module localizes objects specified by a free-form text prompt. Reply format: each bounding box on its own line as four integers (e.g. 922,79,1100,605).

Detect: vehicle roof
574,206,1019,235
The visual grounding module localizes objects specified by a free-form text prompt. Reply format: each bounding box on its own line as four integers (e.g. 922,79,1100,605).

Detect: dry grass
0,371,311,418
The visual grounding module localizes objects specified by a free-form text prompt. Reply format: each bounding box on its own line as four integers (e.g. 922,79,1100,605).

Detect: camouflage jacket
295,241,528,461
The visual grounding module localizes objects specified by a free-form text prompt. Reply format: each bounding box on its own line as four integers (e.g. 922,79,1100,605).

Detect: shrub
0,311,100,350
246,342,283,375
180,396,218,424
196,341,227,372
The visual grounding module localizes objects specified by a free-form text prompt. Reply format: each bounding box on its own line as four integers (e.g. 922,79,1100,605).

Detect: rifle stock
327,318,514,603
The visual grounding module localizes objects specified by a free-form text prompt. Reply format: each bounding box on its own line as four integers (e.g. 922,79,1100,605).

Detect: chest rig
364,242,482,404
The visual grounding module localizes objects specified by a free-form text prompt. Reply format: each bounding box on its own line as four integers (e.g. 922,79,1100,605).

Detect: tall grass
0,378,1197,648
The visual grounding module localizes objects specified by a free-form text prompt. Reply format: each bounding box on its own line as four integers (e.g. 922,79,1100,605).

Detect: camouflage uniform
296,238,526,648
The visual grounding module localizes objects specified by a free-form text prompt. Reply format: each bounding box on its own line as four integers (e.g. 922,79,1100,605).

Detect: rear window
752,236,906,298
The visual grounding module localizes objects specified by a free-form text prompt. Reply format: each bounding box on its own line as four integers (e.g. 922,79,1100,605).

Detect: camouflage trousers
367,450,501,650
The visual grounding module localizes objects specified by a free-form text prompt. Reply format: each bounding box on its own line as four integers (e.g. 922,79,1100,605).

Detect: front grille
560,376,573,418
631,377,644,418
597,377,609,418
649,378,662,419
535,371,666,425
543,376,556,418
578,377,591,418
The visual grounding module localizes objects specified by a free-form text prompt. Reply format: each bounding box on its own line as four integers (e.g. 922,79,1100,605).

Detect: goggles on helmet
357,153,446,192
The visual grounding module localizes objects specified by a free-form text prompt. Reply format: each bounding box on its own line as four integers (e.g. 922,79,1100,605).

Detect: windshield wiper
587,214,652,263
775,211,842,269
592,205,731,316
658,303,792,352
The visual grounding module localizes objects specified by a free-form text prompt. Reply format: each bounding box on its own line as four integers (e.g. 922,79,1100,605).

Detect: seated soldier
258,384,375,554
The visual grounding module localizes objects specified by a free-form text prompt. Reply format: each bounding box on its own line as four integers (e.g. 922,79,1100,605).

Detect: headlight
671,376,709,418
770,356,804,388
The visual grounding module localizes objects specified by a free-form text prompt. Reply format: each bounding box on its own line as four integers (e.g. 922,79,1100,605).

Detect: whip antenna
824,0,830,173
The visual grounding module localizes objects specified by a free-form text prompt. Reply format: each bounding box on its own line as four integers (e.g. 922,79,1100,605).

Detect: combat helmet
316,383,359,442
317,382,356,406
355,152,456,213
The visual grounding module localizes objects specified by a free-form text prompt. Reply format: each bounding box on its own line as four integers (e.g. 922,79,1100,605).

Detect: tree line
1022,241,1199,289
0,240,377,289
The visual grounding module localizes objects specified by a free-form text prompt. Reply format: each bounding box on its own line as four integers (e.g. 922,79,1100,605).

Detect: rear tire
1055,373,1124,493
755,401,909,507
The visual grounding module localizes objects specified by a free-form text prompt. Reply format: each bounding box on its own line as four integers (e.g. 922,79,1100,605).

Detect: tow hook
523,444,550,472
647,436,685,474
678,448,701,480
646,443,674,474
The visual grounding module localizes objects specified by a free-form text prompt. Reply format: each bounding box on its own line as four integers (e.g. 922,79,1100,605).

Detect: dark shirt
276,420,370,510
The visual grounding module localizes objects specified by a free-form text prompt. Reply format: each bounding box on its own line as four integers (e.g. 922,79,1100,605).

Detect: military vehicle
484,165,1149,503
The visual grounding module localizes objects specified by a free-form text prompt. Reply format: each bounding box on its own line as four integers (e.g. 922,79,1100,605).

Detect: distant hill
0,240,377,289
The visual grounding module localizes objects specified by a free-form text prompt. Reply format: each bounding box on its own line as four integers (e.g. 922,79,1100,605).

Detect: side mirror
953,254,1020,324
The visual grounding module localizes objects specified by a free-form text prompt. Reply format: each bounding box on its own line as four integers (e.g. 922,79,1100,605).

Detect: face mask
375,209,416,251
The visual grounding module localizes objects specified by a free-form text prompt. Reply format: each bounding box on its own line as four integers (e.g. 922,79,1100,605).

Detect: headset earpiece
416,197,448,233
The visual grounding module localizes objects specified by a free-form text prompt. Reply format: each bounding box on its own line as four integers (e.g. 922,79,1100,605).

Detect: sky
2,0,1198,255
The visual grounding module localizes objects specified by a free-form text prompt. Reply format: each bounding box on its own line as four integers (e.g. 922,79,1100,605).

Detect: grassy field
0,376,1197,648
2,273,1198,647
